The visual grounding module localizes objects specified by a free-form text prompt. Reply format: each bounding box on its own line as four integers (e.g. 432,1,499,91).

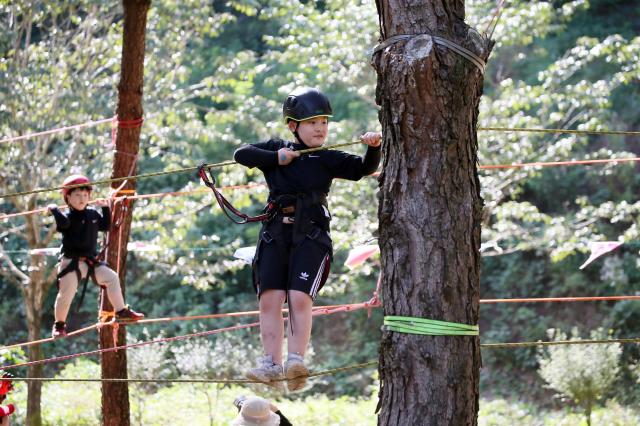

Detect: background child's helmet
0,372,13,400
282,87,333,123
61,174,92,198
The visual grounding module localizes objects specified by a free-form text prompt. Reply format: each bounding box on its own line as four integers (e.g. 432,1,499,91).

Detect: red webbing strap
197,165,273,224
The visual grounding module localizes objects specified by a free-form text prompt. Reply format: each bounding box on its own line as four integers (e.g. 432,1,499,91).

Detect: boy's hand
46,204,58,214
277,148,300,165
360,131,382,147
94,198,108,207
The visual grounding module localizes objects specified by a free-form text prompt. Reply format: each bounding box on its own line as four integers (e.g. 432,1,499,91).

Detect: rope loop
384,315,479,336
372,33,486,74
117,117,144,129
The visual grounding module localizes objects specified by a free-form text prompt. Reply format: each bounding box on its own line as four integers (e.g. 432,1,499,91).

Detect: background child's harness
56,254,106,313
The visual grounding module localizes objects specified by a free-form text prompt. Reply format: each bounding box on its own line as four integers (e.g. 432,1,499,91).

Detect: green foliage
1,0,640,421
479,398,640,426
538,328,622,424
42,360,102,425
0,347,26,366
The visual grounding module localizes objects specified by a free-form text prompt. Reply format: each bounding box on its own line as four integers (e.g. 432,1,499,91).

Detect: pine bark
99,1,149,425
373,1,491,425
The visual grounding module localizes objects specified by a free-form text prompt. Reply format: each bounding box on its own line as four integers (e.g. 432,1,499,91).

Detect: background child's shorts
253,223,332,299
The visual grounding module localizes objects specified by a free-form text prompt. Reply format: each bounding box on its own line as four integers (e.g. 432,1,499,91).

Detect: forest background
0,0,639,425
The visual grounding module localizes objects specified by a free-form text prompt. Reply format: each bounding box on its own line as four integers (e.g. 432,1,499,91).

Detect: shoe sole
285,363,309,392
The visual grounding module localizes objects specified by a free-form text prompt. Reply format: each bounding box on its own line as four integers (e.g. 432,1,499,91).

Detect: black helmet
282,87,333,123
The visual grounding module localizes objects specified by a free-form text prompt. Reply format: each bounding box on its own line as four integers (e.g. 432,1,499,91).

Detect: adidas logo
299,272,309,281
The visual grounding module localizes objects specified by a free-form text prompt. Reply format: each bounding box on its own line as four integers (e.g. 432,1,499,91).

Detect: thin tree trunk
373,1,491,425
99,1,149,425
24,223,52,426
25,306,43,426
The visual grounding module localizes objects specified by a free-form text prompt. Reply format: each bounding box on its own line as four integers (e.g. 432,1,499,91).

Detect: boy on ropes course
233,87,381,391
47,174,144,338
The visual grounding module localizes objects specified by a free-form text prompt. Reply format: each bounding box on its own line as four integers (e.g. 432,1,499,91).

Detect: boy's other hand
277,147,300,165
46,204,58,214
360,131,382,147
94,198,108,207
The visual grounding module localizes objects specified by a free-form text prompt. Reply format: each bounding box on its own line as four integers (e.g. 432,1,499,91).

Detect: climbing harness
56,255,105,313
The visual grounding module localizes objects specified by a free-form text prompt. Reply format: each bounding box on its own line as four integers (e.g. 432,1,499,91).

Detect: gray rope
372,34,486,74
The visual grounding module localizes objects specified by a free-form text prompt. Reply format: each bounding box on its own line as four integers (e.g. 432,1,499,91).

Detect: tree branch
0,243,30,285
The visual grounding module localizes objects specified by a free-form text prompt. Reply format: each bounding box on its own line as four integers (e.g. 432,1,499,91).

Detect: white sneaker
284,353,309,392
246,355,284,391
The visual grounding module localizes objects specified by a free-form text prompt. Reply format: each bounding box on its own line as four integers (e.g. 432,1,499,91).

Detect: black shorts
253,222,332,300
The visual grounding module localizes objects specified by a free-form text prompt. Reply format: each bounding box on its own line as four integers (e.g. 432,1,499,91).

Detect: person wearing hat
47,174,144,338
233,87,381,391
232,395,290,426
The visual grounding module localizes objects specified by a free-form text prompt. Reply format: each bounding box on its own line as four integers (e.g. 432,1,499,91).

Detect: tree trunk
373,1,491,425
100,1,149,425
24,222,53,426
25,303,43,426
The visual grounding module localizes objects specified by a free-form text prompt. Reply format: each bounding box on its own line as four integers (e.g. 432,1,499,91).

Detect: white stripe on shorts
310,253,330,298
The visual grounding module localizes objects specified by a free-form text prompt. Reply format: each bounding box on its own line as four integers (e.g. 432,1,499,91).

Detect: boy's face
66,187,91,210
289,117,328,147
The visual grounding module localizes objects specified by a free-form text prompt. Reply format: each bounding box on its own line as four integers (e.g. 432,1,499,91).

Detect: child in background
0,372,15,426
234,87,381,391
48,174,144,338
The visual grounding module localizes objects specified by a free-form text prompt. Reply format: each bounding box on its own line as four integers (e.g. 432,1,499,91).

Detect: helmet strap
289,121,309,147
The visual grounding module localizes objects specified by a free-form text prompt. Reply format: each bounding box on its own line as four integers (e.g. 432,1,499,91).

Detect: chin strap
289,121,309,147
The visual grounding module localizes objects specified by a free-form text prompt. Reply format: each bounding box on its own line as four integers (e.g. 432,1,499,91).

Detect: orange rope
481,295,640,303
3,292,638,352
0,301,380,352
0,300,381,370
0,117,115,144
0,323,99,351
0,183,266,221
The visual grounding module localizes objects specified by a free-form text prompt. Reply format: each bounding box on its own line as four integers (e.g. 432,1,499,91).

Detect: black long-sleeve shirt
50,206,110,257
233,138,381,197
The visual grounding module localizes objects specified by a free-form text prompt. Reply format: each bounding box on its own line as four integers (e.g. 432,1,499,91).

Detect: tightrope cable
481,337,640,349
2,151,639,202
0,117,115,145
0,141,359,200
5,361,380,384
478,127,640,136
5,334,640,385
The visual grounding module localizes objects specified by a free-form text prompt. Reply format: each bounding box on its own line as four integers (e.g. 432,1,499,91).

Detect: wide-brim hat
231,396,280,426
